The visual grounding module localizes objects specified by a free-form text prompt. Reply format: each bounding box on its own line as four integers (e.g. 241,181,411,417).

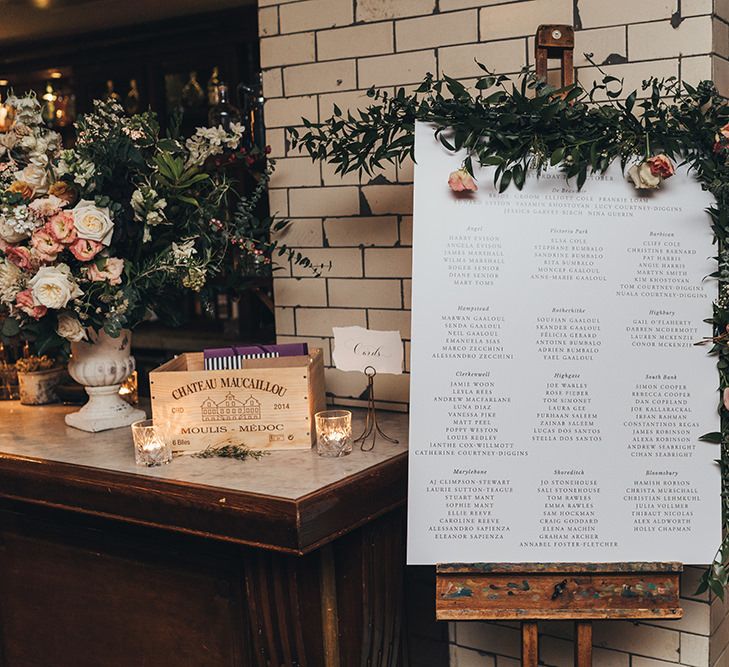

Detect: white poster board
407,121,720,565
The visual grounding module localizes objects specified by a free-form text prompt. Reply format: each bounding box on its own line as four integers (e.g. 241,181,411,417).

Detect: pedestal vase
65,329,145,432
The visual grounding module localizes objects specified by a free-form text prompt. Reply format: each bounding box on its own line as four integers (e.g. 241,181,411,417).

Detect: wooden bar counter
0,402,409,666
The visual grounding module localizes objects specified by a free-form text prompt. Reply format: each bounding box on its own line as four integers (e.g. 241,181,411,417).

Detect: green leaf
498,170,512,193
438,134,455,152
1,317,20,337
625,91,637,112
176,195,200,207
710,578,726,599
550,147,565,166
577,164,588,190
700,432,724,444
512,163,525,189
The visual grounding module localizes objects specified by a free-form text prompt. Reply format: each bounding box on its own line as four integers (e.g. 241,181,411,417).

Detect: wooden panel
436,570,682,620
242,547,326,667
0,460,302,552
297,453,408,552
0,501,420,667
0,506,248,667
333,508,407,667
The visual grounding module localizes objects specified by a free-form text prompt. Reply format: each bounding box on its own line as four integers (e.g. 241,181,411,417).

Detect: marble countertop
0,401,409,501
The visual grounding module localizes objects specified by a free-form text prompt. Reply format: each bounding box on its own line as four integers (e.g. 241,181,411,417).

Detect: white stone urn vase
65,328,145,432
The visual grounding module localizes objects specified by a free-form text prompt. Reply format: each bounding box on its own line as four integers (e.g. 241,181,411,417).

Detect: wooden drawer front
436,571,682,620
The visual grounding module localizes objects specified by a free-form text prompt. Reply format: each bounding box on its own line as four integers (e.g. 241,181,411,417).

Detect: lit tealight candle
315,410,353,458
131,419,172,467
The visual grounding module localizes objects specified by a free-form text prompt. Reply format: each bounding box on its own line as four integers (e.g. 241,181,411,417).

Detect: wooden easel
436,563,683,667
535,24,575,87
434,27,684,667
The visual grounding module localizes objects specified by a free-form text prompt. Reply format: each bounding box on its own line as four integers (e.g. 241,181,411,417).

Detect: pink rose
646,154,675,179
724,387,729,411
87,257,124,285
47,211,77,244
720,122,729,140
69,237,103,262
15,289,47,319
448,168,478,192
31,229,62,262
5,245,34,270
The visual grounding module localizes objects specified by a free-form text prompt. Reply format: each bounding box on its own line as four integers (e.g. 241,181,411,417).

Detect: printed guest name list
407,122,720,564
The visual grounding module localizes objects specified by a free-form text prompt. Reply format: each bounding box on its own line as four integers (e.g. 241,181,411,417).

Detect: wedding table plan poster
407,121,721,565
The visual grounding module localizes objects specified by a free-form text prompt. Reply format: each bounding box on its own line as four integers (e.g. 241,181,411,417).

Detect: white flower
72,200,114,245
184,123,244,166
3,204,37,235
20,134,37,152
56,151,95,188
130,189,144,218
56,313,86,342
14,163,50,195
171,240,196,261
627,162,661,190
7,94,43,126
0,216,29,243
27,264,82,310
131,187,167,226
225,123,245,148
146,210,164,225
0,258,22,305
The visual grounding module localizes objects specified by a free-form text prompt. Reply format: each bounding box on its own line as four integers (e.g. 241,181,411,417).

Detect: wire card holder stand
354,366,400,452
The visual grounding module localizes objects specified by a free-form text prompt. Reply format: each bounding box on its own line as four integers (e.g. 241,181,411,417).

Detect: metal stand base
353,366,400,451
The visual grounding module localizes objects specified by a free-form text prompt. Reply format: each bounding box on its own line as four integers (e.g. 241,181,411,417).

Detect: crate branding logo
201,393,261,422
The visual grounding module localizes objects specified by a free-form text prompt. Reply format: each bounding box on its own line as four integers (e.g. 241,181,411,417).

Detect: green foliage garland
290,66,729,596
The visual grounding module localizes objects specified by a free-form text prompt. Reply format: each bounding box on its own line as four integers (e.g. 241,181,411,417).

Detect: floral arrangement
290,67,729,595
0,94,296,352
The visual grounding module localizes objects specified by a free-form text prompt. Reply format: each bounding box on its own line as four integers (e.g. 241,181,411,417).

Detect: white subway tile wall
259,1,729,659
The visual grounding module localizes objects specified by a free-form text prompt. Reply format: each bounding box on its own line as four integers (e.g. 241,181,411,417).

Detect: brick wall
258,0,729,663
260,0,728,411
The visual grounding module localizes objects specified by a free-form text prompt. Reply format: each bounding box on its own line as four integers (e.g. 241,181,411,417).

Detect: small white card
332,326,403,374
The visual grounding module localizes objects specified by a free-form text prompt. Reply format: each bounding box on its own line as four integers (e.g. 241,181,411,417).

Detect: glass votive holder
315,409,353,457
131,419,172,467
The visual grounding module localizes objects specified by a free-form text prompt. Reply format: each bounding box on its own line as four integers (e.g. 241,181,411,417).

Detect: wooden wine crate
149,348,326,453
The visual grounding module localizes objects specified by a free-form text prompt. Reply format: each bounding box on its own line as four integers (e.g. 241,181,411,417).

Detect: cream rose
27,263,82,310
627,162,661,190
72,200,114,246
56,313,86,342
14,163,50,195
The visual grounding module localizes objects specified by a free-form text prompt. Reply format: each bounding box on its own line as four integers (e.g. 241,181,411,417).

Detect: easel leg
575,621,593,667
521,621,538,667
